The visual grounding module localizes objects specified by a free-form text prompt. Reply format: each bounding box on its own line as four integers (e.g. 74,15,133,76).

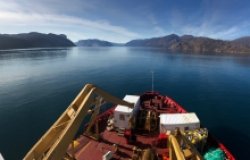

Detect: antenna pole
151,71,154,92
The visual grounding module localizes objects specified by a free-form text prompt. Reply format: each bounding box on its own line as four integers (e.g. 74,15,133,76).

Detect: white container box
114,95,140,129
159,113,200,133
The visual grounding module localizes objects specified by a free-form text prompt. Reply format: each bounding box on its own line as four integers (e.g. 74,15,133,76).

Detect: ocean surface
0,47,250,159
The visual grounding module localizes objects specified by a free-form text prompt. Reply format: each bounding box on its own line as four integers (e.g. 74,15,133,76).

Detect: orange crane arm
24,84,134,160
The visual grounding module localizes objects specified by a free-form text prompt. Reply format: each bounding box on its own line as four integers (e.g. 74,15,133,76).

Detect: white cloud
0,1,139,42
153,26,166,36
178,21,250,40
0,0,249,42
147,14,171,36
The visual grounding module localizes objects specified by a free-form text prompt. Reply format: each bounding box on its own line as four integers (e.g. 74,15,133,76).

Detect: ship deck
66,92,235,160
68,130,168,160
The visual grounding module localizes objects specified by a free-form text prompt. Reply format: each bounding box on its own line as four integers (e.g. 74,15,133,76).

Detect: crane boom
168,130,202,160
24,84,134,160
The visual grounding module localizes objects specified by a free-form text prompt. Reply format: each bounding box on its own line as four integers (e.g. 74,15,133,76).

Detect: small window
184,127,189,130
119,114,125,121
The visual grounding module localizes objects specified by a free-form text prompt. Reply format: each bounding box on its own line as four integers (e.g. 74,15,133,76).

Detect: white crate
114,95,140,129
159,113,200,132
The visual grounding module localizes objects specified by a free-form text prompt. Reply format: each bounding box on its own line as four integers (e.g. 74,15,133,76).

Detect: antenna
151,71,154,92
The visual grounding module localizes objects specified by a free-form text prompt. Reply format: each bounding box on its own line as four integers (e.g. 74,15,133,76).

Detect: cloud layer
0,0,139,42
0,0,250,42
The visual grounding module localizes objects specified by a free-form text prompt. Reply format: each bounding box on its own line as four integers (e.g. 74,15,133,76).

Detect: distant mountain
110,42,125,46
76,39,115,47
0,32,75,50
233,36,250,48
126,34,250,54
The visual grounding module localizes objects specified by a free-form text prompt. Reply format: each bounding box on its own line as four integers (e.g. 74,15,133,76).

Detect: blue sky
0,0,250,43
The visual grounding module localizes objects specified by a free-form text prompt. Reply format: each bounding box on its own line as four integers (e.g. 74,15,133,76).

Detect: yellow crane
24,84,134,160
168,129,203,160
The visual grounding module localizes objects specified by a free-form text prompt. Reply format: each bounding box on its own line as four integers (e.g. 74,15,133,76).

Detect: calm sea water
0,47,250,159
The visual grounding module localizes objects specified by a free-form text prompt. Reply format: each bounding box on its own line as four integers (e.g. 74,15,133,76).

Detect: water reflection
232,56,250,67
0,47,72,61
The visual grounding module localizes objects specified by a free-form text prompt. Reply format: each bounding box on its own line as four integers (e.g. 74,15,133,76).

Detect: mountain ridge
125,34,250,54
0,32,75,50
75,39,124,47
1,32,250,54
75,39,113,47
